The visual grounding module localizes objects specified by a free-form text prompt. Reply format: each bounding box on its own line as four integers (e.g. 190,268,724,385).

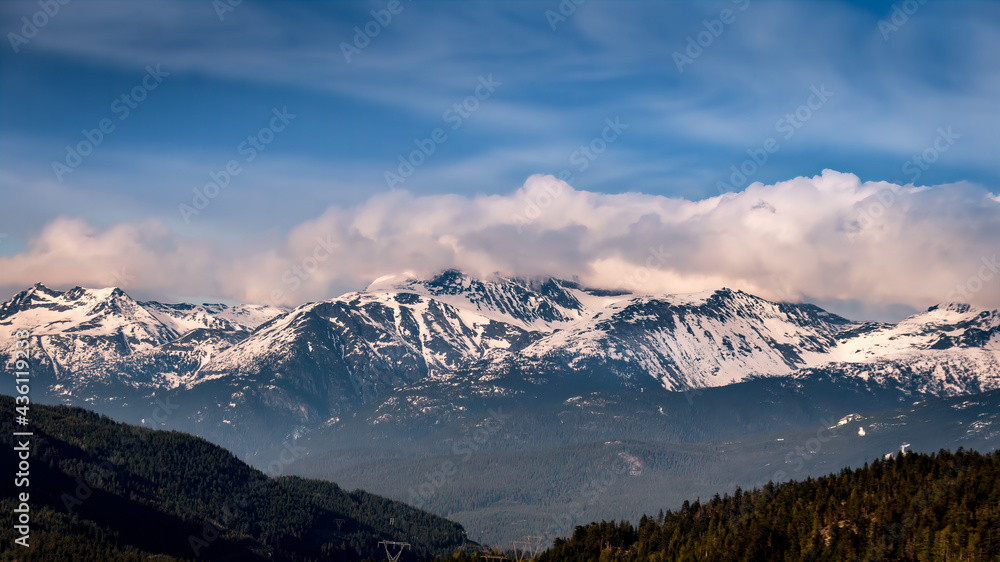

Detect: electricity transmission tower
513,535,544,560
513,540,530,561
378,540,410,562
525,535,543,557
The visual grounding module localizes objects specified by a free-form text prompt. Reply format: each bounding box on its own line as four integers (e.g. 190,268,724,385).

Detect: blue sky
1,1,998,319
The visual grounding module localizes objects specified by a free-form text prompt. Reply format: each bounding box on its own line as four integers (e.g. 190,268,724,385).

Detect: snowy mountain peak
0,285,288,394
916,302,983,322
1,283,142,329
895,304,1000,335
930,302,975,314
4,283,78,314
357,270,616,330
365,272,419,292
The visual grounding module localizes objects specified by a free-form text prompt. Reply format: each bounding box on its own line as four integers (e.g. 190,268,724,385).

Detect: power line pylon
525,535,544,557
512,540,528,561
378,540,410,562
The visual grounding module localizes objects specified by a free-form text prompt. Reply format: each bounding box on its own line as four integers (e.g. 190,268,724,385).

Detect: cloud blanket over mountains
2,170,998,319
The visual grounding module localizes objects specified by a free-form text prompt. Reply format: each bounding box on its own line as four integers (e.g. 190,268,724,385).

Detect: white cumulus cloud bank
1,170,998,318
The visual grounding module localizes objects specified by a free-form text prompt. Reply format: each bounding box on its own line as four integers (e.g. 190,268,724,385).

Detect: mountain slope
516,288,855,389
533,448,1000,561
0,395,466,561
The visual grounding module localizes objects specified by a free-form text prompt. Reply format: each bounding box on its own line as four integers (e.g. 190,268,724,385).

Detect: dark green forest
523,449,999,562
0,395,464,561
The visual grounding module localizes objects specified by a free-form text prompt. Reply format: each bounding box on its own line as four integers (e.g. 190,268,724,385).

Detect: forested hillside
0,395,465,561
526,449,999,561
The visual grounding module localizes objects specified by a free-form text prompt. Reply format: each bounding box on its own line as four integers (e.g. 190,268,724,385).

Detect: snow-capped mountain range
0,283,284,393
2,271,999,446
